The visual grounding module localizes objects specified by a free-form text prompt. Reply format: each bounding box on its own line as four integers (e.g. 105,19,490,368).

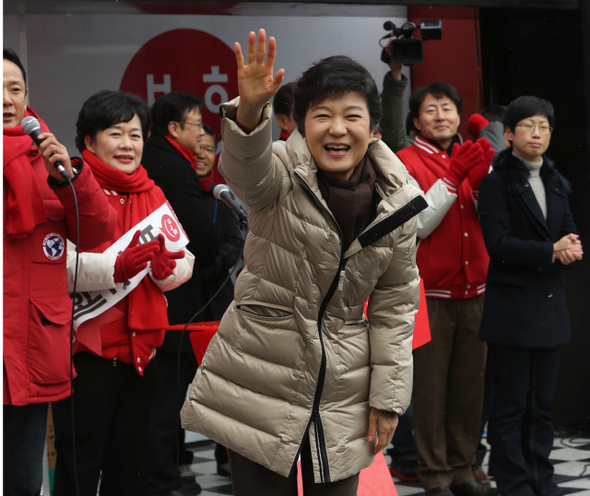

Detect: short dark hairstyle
3,47,27,87
75,90,150,153
503,96,555,132
481,105,506,123
202,123,217,148
293,55,382,135
150,92,203,136
273,82,296,117
409,81,464,120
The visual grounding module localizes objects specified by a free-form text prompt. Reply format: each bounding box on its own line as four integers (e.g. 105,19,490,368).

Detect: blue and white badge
42,233,65,261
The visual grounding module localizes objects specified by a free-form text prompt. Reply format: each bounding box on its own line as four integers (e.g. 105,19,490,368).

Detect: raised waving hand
235,29,285,130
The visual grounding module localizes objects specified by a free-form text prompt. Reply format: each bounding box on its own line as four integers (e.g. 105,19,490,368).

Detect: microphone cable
62,169,82,496
169,246,245,493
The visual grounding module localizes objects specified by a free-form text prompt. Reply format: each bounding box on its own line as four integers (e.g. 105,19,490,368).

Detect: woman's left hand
235,29,284,129
367,408,398,454
151,233,185,280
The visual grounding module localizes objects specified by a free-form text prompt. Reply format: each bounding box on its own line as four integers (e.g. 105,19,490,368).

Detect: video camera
380,20,442,66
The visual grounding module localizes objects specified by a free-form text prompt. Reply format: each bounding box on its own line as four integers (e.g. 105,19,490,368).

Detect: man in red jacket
395,81,495,496
3,48,117,496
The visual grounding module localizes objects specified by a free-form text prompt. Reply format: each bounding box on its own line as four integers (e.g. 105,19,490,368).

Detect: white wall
4,11,411,153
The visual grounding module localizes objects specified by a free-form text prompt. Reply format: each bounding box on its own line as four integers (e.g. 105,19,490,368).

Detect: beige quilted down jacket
181,98,426,483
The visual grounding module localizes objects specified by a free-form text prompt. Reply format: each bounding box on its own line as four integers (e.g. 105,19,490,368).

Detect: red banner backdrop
120,28,238,137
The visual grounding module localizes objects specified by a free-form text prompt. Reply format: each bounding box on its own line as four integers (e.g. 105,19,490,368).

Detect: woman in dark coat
478,96,583,496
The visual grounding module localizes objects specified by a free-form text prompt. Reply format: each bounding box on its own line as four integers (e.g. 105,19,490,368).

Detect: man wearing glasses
142,92,221,496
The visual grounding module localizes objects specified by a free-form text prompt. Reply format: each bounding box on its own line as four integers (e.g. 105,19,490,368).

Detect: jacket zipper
295,172,349,483
293,171,413,482
311,255,347,482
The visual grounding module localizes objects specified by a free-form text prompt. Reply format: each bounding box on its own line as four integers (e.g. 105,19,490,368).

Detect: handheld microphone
21,116,71,182
213,184,248,230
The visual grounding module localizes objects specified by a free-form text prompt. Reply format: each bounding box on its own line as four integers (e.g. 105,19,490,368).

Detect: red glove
445,140,484,187
467,138,495,190
114,230,160,283
151,233,185,280
466,113,490,139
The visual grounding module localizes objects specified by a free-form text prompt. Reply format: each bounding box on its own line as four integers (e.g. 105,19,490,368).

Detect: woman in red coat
51,90,193,496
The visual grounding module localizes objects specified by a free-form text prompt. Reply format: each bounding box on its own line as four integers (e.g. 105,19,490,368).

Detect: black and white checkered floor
186,430,590,496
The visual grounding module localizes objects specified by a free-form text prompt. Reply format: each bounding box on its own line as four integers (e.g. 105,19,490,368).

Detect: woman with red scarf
51,90,194,496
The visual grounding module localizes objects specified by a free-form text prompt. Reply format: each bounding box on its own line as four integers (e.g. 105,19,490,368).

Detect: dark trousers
52,352,156,496
387,402,416,461
228,436,359,496
487,344,562,496
475,357,496,468
148,350,198,495
3,402,49,496
413,296,487,489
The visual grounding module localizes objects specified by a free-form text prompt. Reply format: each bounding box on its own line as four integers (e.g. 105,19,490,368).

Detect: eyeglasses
180,121,203,130
516,123,553,134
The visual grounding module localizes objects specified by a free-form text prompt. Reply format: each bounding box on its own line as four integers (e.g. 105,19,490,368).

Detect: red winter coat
3,109,117,406
396,138,489,299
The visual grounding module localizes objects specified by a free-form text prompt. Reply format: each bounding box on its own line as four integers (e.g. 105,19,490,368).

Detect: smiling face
195,132,217,178
84,114,143,174
505,114,551,163
304,92,373,181
3,59,28,128
413,93,460,150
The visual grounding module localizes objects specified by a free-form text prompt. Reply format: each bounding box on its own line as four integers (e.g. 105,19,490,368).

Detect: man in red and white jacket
395,81,495,496
3,48,117,496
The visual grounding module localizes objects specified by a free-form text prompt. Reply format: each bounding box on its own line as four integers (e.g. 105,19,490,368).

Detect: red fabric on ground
296,451,398,495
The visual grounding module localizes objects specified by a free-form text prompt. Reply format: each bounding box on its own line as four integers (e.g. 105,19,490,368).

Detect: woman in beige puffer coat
181,29,427,494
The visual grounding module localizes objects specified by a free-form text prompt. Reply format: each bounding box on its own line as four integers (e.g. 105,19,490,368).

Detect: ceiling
4,0,579,16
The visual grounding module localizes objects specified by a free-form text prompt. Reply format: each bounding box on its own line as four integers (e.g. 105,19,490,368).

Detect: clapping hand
446,140,484,187
235,29,285,130
466,138,495,191
150,234,185,280
114,230,160,283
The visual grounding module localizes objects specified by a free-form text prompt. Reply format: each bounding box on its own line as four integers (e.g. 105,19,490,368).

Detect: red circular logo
120,29,238,137
160,214,181,242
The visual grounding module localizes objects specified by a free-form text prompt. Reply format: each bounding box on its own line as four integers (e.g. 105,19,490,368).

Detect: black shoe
389,458,420,481
451,480,497,496
177,464,202,495
217,461,231,477
472,466,490,485
170,484,202,496
425,486,455,496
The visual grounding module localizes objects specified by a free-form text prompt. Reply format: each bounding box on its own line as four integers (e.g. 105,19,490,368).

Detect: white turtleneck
516,152,547,219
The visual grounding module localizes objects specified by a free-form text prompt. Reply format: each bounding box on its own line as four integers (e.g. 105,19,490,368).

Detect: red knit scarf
3,108,49,237
164,135,197,170
82,149,169,332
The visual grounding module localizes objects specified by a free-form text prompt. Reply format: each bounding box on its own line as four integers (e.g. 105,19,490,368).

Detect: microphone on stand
213,184,248,231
